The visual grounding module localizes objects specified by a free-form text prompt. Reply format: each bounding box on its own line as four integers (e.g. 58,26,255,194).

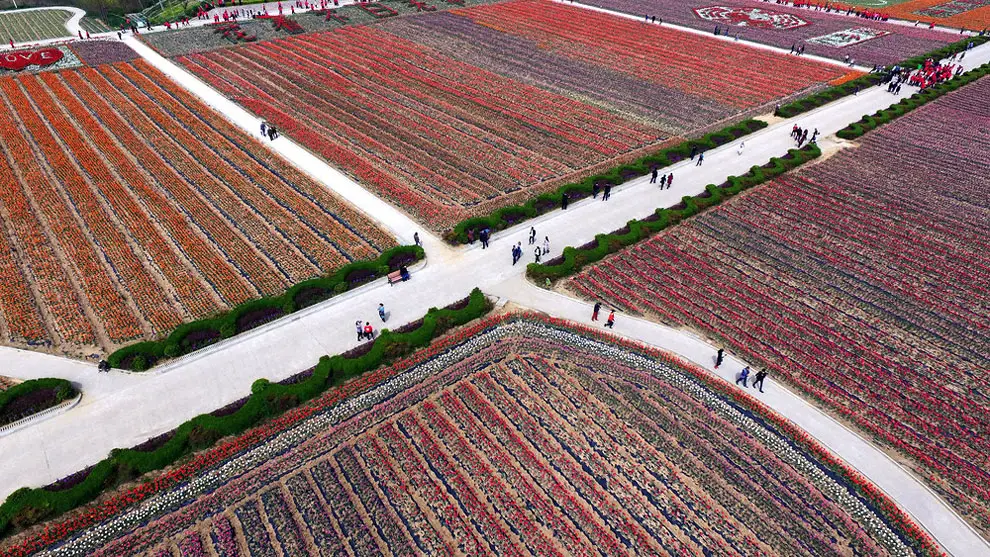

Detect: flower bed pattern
178,0,849,231
0,9,73,43
0,56,394,356
568,75,990,534
585,0,958,65
8,317,940,556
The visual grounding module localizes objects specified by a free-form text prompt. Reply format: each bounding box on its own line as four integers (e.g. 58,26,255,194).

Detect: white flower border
43,320,915,556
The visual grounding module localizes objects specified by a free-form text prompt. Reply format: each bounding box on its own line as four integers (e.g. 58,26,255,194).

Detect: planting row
2,317,941,556
0,55,394,356
568,74,990,534
178,0,851,232
0,289,491,547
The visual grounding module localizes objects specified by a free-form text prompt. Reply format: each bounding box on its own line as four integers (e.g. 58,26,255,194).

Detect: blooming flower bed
67,40,139,66
568,75,990,535
0,55,394,357
178,0,849,231
0,9,73,43
586,0,958,65
2,315,941,556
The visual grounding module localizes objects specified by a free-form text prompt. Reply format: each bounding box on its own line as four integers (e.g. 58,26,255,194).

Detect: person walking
511,242,521,265
660,173,667,188
378,303,387,322
737,141,745,156
467,228,475,245
650,167,658,184
753,368,769,392
690,145,698,160
356,320,364,341
605,310,616,328
260,121,267,137
791,123,798,138
534,246,541,263
592,301,601,321
736,366,751,387
543,236,550,255
413,232,421,246
528,227,536,245
696,152,704,166
480,228,489,249
592,182,600,199
363,322,374,340
667,173,673,189
561,193,569,210
715,348,724,369
603,184,612,200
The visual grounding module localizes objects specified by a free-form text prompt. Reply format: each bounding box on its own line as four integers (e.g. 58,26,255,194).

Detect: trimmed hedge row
776,35,989,119
107,245,425,371
445,119,769,244
0,379,76,428
526,144,823,282
0,288,491,539
837,62,990,140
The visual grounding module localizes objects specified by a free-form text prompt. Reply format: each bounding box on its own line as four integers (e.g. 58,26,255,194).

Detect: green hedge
0,288,491,539
445,119,769,244
776,35,989,119
0,379,76,427
107,245,425,371
526,145,823,282
837,63,990,140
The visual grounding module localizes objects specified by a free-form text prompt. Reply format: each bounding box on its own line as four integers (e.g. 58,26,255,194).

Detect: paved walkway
0,16,988,556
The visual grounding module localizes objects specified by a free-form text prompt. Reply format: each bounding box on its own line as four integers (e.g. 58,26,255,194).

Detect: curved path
0,18,988,557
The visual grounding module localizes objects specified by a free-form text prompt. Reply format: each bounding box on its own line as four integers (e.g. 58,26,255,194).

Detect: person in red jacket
363,322,374,340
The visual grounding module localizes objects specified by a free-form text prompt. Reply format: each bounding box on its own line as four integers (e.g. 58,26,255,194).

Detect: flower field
567,76,990,533
588,0,958,65
0,9,73,43
0,55,394,356
884,0,990,30
178,0,851,230
6,316,940,556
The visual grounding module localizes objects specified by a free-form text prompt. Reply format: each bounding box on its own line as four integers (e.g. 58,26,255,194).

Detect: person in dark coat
603,184,611,201
650,167,658,184
715,348,724,368
561,193,569,210
592,301,601,321
593,182,600,199
660,173,666,188
753,369,769,392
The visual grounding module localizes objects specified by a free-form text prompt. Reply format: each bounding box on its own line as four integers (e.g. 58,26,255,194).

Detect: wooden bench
387,270,403,286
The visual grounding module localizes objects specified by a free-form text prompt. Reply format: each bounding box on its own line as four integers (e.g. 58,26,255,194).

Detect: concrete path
0,13,988,556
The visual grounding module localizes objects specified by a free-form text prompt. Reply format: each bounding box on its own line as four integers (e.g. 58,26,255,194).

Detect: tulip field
13,316,940,556
0,57,394,356
587,0,958,65
178,0,852,231
568,76,990,531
